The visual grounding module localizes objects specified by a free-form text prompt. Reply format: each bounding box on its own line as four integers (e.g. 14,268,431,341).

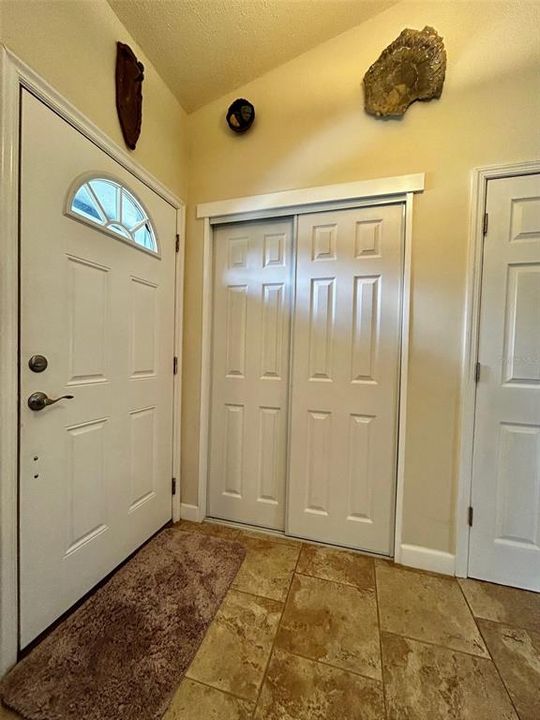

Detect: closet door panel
208,219,293,530
287,204,404,554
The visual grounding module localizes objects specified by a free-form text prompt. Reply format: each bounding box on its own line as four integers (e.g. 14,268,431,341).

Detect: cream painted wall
184,0,540,553
0,0,187,199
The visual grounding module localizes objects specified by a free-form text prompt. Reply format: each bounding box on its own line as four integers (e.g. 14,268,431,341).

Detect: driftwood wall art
115,42,144,150
363,26,446,117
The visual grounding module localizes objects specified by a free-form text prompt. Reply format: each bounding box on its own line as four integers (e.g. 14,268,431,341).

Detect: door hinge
173,356,178,375
172,478,177,495
475,361,481,383
483,212,489,236
468,506,474,527
175,234,180,253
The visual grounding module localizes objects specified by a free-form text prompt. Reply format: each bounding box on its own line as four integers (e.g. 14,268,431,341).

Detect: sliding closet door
208,219,293,530
287,204,404,554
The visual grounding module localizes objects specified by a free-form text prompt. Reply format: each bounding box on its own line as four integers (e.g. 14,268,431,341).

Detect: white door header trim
197,173,425,220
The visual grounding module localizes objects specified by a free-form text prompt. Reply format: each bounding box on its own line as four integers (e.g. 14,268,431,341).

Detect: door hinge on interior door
173,356,178,375
483,213,489,236
475,361,481,383
172,478,177,495
175,234,180,253
468,506,474,527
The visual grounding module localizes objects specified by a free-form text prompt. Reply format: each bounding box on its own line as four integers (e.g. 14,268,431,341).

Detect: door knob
27,391,74,411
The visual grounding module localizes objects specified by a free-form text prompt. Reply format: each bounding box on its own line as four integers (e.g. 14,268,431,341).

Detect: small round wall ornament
226,98,255,134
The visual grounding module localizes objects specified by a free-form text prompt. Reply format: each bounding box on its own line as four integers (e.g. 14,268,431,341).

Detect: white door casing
208,219,293,530
287,204,404,554
469,173,540,591
19,90,177,645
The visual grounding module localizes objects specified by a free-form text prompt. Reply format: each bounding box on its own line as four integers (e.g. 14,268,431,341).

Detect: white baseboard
180,503,203,523
399,543,455,576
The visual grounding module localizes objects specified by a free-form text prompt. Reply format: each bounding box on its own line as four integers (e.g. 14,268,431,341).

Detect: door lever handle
28,391,74,412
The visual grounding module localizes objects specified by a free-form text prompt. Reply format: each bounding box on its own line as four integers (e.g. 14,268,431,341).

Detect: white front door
287,204,404,554
208,219,293,530
469,173,540,591
19,90,177,646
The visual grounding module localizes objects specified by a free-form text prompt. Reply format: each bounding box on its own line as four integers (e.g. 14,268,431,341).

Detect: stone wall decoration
226,98,255,134
115,42,144,150
363,26,446,118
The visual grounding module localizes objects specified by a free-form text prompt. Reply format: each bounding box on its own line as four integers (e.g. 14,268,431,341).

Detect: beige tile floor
2,520,539,720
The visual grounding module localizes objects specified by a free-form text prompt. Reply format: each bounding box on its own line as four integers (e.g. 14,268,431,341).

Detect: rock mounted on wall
363,26,446,117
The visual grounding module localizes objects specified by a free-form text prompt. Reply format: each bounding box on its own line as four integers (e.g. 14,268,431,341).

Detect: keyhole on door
28,355,48,373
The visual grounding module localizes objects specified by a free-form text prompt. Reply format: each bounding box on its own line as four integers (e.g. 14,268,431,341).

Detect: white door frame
455,160,540,578
0,46,185,674
191,174,424,557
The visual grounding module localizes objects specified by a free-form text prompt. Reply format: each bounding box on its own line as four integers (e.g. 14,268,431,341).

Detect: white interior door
208,219,293,530
287,204,404,554
469,173,540,591
19,90,177,646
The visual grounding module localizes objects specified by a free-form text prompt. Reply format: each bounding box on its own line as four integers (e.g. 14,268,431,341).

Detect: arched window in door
66,175,158,254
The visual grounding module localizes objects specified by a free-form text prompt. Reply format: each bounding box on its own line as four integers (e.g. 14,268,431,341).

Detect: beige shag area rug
0,529,246,720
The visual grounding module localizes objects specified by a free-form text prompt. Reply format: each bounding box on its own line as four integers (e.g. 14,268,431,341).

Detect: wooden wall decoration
115,42,145,150
363,26,446,117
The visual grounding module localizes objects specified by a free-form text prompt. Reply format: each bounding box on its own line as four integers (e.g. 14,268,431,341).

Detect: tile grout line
181,676,257,709
381,629,494,662
473,622,524,720
294,568,376,591
455,578,539,634
248,541,304,719
456,581,523,719
228,586,286,604
373,562,390,720
274,646,384,685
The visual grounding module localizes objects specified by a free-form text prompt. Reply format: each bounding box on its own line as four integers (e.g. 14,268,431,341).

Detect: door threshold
203,516,393,561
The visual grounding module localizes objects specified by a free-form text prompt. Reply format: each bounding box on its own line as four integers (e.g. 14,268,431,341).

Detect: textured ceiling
107,0,398,112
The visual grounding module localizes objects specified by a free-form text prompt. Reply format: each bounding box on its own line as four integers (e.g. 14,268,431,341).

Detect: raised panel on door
261,283,285,379
469,173,540,591
130,276,158,378
208,219,293,530
287,204,404,554
128,406,157,512
66,256,110,385
19,90,177,646
225,285,248,377
257,406,284,505
65,418,109,556
495,424,540,547
222,404,245,498
347,414,375,523
308,278,335,381
352,276,380,383
502,265,540,384
305,411,332,515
